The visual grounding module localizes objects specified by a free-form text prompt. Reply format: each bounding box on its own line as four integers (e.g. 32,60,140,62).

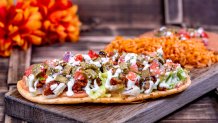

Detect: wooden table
1,26,218,122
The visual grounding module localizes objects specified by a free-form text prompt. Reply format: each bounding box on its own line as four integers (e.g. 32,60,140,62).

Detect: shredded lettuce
165,72,173,83
84,73,109,99
89,85,107,99
99,72,107,82
159,67,187,89
177,68,187,81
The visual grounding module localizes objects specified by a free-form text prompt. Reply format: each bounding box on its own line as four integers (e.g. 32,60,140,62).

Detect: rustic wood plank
4,63,218,123
81,28,113,36
73,0,163,25
116,28,153,36
160,120,218,123
161,91,218,121
7,29,218,122
31,43,105,64
0,92,6,106
0,106,4,122
81,27,154,37
164,0,183,24
0,58,9,123
31,39,116,64
0,58,9,72
7,47,32,85
0,74,8,92
9,85,17,92
4,115,27,123
183,0,218,26
0,58,9,92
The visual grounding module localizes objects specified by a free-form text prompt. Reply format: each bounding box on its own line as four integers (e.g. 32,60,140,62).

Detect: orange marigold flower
0,0,44,56
9,0,45,49
0,0,81,57
0,0,13,56
29,0,81,44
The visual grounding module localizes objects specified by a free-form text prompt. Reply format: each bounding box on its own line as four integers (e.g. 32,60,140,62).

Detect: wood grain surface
73,0,163,26
0,57,9,122
7,47,32,85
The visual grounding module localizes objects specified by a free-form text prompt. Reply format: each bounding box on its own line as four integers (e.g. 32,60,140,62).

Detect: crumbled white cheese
122,86,140,96
157,47,163,55
28,74,36,93
112,52,118,61
144,80,154,94
142,61,150,70
45,73,58,84
66,78,75,96
124,53,137,65
82,54,91,61
159,81,170,88
90,61,101,67
105,69,122,91
50,84,58,91
69,57,80,66
55,65,63,71
101,57,109,64
53,83,66,95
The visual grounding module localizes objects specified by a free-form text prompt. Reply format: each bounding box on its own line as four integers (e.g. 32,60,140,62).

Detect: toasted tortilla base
17,76,191,104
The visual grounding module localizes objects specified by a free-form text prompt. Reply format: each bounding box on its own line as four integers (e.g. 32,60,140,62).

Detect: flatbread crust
17,76,191,104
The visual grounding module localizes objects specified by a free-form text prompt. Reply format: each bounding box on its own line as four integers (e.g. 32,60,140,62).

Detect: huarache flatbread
17,77,191,104
17,49,191,104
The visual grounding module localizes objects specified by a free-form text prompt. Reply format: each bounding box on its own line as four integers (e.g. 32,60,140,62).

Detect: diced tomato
181,33,190,39
126,72,137,81
113,61,118,65
75,54,83,62
88,50,99,59
135,80,139,86
73,72,88,92
152,69,161,75
118,56,125,63
179,31,190,39
130,64,138,72
74,71,86,81
110,77,122,85
150,61,159,70
43,81,57,96
24,65,33,76
201,32,208,38
73,81,87,93
202,38,208,46
36,82,43,88
150,61,161,75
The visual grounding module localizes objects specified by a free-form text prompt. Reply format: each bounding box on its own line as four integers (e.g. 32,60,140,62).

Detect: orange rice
104,36,218,69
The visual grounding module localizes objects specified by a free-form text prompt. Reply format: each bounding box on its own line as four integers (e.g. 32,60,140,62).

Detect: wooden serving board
4,29,218,122
4,63,218,123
